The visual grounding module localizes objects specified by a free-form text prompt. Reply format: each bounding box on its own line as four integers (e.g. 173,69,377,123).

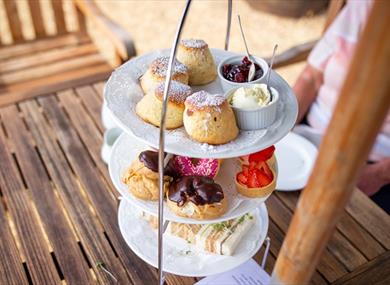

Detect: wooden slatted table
0,77,389,285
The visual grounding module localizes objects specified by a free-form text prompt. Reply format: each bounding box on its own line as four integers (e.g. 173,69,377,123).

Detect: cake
183,91,239,144
140,56,189,94
136,80,192,129
176,39,217,85
167,175,227,220
122,150,172,200
171,155,220,178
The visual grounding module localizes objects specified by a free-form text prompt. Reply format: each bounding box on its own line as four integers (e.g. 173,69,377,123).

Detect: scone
176,39,217,85
136,81,192,129
183,91,239,144
122,151,172,200
140,56,189,94
167,176,228,220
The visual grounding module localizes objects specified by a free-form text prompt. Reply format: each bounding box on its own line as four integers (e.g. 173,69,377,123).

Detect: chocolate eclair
122,151,172,201
167,176,228,220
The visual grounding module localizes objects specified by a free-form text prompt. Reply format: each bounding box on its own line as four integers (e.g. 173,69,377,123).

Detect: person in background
293,0,390,213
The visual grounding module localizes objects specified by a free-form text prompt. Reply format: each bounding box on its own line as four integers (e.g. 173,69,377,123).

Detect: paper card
195,259,270,285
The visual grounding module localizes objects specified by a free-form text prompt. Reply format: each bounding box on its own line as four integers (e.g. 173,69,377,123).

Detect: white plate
109,133,274,224
118,198,269,277
275,132,318,191
104,49,298,159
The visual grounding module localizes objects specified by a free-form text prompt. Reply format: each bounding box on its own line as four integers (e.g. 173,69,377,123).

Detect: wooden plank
58,89,111,190
272,1,390,283
51,0,67,35
268,219,332,284
275,191,385,261
346,189,390,250
0,191,28,285
27,0,46,38
273,193,367,271
0,63,111,107
3,0,24,42
165,274,197,285
20,100,131,285
1,53,106,84
36,96,159,284
332,251,390,285
0,43,98,73
0,33,89,60
0,125,61,284
74,85,104,132
266,196,348,282
93,81,105,97
76,6,87,33
0,105,94,284
74,0,136,61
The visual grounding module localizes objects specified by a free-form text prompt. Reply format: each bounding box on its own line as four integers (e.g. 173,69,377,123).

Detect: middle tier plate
109,133,274,224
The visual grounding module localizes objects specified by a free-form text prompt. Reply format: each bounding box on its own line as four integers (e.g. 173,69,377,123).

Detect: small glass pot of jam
217,55,269,92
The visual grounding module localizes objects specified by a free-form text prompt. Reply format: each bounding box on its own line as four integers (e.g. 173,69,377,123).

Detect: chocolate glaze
139,150,177,177
168,176,224,207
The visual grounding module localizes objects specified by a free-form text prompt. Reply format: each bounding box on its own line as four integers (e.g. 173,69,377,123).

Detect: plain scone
140,56,189,94
136,80,192,129
176,39,217,85
183,91,239,144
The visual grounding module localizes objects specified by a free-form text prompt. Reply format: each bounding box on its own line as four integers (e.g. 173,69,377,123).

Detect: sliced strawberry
247,168,272,188
249,145,275,162
242,165,249,176
247,169,259,188
236,173,248,185
257,161,273,180
249,161,257,170
256,170,272,187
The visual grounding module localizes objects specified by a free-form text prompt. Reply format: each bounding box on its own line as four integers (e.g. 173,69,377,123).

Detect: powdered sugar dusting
151,56,188,77
181,39,207,49
185,91,226,109
156,81,192,103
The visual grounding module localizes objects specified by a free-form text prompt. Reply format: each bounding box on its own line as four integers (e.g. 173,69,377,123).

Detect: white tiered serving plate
104,49,298,159
118,198,269,277
110,133,276,224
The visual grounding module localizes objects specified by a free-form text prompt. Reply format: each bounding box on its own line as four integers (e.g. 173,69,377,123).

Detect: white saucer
275,132,318,191
109,133,274,224
118,198,269,277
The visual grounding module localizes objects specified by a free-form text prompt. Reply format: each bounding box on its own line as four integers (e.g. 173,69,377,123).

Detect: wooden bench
0,0,135,107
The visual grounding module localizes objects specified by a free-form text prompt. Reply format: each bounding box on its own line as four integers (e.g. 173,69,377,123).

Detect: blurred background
0,0,326,84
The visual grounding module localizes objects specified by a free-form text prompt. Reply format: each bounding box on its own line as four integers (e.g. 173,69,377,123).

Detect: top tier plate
104,49,298,159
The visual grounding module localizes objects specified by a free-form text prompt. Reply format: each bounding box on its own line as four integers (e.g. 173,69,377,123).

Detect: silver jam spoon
237,15,256,82
267,44,278,102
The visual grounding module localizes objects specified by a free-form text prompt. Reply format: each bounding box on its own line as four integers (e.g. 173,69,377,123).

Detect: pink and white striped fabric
307,0,390,161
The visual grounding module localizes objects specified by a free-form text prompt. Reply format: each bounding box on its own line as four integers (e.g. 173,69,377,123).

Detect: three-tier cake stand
103,0,298,283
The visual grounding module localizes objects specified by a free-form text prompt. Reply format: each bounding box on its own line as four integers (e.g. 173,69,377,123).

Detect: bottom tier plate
118,198,269,277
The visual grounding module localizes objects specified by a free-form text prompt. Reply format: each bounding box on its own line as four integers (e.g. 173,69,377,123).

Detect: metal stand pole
225,0,232,50
157,1,192,284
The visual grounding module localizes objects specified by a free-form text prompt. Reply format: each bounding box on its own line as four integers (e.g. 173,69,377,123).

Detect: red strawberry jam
222,56,263,83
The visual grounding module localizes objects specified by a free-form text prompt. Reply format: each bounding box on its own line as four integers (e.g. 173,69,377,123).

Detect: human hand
357,162,389,196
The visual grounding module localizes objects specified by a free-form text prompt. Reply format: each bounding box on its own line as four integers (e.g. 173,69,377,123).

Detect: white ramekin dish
226,86,279,130
218,55,269,93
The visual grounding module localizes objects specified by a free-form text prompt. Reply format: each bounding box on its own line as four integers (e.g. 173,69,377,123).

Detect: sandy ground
0,0,326,85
